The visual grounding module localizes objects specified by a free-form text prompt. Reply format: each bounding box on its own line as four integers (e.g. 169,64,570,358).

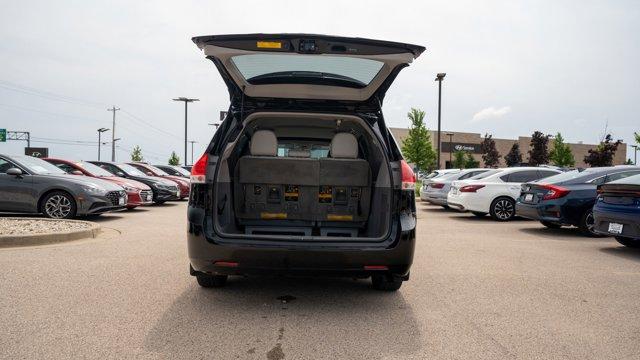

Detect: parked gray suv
0,154,127,218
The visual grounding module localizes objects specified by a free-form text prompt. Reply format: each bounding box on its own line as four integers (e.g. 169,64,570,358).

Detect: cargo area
212,112,393,240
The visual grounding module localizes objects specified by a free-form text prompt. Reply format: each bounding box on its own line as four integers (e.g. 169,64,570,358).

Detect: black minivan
187,34,423,291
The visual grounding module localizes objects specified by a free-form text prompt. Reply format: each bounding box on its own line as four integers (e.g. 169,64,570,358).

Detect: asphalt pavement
1,201,639,359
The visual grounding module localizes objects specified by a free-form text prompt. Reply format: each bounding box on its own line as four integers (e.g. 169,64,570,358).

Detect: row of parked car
0,153,192,219
421,165,640,247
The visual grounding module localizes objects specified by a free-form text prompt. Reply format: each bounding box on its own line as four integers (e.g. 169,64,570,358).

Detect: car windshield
468,169,502,180
75,161,114,177
143,165,170,176
169,166,191,176
15,155,67,175
118,163,147,177
231,54,384,86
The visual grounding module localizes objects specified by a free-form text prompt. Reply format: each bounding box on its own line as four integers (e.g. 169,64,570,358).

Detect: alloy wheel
45,195,72,218
585,211,596,234
494,199,514,220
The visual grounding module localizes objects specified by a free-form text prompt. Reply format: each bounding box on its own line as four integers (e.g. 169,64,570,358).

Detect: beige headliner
202,45,415,101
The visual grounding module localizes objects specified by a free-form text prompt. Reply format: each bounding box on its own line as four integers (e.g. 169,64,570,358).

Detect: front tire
578,209,604,237
471,211,487,218
196,274,228,288
371,274,403,291
489,197,516,221
615,236,640,248
40,191,77,219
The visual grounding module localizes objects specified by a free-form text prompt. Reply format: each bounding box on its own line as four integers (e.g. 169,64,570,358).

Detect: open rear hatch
192,33,425,104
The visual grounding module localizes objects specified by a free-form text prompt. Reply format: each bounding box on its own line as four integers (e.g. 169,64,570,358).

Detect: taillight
400,160,415,191
460,184,485,193
540,184,570,200
431,183,445,189
190,153,209,184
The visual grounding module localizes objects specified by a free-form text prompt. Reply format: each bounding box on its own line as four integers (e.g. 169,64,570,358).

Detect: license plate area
524,194,534,202
608,222,624,234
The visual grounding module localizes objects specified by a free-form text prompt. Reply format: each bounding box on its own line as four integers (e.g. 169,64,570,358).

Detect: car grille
140,190,153,202
106,190,125,206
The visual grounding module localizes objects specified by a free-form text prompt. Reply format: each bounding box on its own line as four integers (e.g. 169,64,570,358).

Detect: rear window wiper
247,71,367,88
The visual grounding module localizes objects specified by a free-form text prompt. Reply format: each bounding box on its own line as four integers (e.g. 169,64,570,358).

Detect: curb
0,218,102,248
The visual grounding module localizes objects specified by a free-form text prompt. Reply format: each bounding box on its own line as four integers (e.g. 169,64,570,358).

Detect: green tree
504,143,523,167
168,151,180,166
464,153,480,168
130,145,144,161
584,134,622,167
453,150,466,169
528,131,550,166
549,133,575,167
635,132,640,144
480,133,501,168
625,159,634,165
401,108,436,171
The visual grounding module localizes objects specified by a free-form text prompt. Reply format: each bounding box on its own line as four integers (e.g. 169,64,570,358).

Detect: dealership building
389,128,628,169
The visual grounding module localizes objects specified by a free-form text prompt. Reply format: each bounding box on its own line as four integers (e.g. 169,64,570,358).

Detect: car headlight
82,184,107,195
121,184,138,192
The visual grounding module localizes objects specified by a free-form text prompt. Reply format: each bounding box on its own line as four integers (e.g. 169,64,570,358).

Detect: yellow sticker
327,214,353,221
260,212,287,220
257,41,282,49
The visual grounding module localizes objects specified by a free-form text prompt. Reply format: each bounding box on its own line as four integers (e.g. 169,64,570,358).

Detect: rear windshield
231,54,384,86
610,173,640,185
538,169,599,184
469,169,501,180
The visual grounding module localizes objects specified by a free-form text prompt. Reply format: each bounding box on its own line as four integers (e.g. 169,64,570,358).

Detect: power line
0,80,107,109
120,109,183,140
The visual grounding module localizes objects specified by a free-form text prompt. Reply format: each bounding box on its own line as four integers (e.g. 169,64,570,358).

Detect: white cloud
471,106,512,122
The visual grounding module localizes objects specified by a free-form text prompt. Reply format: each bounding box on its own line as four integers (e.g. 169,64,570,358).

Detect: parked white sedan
447,167,561,221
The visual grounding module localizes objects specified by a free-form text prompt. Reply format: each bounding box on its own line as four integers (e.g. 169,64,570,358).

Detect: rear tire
196,274,228,288
471,211,487,218
371,274,403,291
441,205,450,210
540,221,562,229
489,197,516,221
615,236,640,248
578,209,604,237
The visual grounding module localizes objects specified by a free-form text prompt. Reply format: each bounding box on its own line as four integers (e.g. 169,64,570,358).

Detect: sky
0,0,639,164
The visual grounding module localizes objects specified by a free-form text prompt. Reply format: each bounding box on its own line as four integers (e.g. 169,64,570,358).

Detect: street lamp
188,140,197,165
97,128,109,161
435,73,446,169
173,97,199,166
446,132,454,168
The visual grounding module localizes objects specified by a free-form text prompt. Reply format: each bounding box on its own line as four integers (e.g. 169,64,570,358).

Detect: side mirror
6,168,23,176
116,172,125,177
71,170,84,176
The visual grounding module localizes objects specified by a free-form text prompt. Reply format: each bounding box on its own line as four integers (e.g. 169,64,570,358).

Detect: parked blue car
593,174,640,247
516,166,640,236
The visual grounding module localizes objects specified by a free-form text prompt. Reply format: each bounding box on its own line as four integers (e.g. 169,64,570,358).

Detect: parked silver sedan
0,154,127,218
421,168,492,208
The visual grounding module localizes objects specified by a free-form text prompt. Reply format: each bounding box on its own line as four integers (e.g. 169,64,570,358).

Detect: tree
548,132,575,167
168,151,180,166
504,143,523,167
130,145,144,161
464,153,480,168
635,132,640,145
480,133,501,168
528,131,550,166
453,150,466,169
584,134,622,167
401,108,436,171
625,159,634,165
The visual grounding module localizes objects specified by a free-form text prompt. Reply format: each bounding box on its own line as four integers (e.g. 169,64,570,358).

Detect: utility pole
188,141,197,165
173,97,199,166
632,145,638,165
97,128,109,161
107,106,120,161
435,73,446,169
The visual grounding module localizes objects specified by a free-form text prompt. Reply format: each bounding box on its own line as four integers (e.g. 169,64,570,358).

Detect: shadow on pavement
84,214,125,223
144,276,422,359
518,226,608,240
599,246,640,262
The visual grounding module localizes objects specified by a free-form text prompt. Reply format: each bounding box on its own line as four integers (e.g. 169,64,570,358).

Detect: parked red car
44,158,154,209
127,162,190,199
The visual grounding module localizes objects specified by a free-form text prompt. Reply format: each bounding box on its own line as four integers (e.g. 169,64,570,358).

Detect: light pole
446,132,454,168
97,128,109,160
632,145,638,165
172,97,199,166
188,140,197,165
435,73,446,169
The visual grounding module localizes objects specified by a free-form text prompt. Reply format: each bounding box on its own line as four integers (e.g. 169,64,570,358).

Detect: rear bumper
446,192,487,213
593,207,640,240
516,201,570,225
188,218,416,278
421,192,447,205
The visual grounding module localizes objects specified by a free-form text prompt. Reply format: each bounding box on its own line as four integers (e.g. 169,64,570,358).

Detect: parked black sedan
593,174,640,247
516,166,640,236
88,161,180,204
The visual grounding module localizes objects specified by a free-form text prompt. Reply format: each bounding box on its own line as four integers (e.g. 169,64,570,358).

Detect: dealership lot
1,201,640,359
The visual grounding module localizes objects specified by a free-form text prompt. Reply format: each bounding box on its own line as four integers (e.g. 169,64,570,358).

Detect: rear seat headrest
330,133,358,159
250,130,277,156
